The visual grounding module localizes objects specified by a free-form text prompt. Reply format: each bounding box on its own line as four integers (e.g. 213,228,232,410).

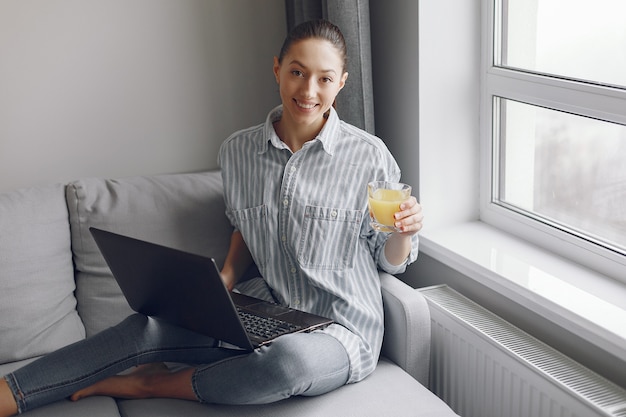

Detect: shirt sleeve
218,136,238,231
377,233,419,275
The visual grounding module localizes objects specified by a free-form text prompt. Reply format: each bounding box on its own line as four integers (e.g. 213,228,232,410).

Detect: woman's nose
301,78,316,98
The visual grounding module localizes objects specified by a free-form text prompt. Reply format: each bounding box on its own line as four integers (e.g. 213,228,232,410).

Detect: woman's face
273,38,348,130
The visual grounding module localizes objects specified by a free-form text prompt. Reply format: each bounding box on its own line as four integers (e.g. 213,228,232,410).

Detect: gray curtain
285,0,375,134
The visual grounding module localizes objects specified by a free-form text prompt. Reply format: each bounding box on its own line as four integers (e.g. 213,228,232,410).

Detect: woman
0,19,422,416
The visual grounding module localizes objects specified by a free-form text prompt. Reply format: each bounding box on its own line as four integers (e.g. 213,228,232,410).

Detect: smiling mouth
295,99,317,109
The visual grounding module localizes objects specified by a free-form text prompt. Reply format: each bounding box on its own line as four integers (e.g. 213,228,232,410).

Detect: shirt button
293,299,300,306
290,166,296,173
290,267,297,274
283,199,289,207
331,210,337,217
281,235,287,242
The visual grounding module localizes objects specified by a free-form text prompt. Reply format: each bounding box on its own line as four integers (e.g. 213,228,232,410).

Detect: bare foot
0,378,18,417
70,363,171,401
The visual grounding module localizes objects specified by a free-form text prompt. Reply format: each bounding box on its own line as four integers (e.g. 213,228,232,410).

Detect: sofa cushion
0,185,85,364
116,359,459,417
66,171,233,337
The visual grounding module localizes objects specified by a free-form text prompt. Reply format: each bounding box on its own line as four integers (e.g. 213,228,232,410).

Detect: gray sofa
0,170,458,416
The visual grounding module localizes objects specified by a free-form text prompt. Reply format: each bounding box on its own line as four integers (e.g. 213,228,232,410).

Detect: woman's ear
273,56,281,84
339,72,349,91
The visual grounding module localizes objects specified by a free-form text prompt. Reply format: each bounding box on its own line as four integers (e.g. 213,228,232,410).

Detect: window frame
479,0,626,283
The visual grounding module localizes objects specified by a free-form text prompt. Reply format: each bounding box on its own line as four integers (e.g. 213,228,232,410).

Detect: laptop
89,227,333,351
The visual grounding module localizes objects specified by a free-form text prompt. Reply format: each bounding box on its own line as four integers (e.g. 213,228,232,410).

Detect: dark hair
278,19,347,73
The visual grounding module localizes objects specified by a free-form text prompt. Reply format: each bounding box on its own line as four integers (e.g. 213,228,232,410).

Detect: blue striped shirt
218,105,419,383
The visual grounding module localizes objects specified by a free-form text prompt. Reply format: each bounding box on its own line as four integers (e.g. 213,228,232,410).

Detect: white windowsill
419,221,626,362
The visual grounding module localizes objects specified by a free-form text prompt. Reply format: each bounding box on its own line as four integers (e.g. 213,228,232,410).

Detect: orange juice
368,188,406,227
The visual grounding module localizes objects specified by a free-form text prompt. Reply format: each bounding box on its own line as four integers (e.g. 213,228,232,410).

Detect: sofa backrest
66,171,233,337
0,184,85,364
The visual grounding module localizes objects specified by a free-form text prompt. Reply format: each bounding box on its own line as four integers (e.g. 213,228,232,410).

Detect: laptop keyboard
236,307,300,339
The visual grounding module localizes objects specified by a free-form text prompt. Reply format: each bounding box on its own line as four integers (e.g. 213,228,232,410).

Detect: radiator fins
420,285,626,417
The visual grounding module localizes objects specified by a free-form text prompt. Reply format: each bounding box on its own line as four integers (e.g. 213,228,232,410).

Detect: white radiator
419,285,626,417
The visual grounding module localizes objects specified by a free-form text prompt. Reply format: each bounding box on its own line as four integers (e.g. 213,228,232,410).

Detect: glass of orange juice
367,181,412,232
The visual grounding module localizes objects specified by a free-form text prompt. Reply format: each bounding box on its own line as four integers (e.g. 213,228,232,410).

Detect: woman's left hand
383,196,423,266
393,197,423,236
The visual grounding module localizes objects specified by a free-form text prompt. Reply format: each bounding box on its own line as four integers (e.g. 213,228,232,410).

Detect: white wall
0,0,285,192
416,0,481,229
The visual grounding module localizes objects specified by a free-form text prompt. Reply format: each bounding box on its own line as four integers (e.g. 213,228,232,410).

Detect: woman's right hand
220,230,254,292
220,269,238,292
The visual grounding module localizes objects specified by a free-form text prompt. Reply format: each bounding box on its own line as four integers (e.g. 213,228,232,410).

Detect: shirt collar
259,105,340,156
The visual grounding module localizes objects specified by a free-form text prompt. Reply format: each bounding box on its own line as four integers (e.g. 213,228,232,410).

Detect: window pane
496,98,626,253
500,0,626,88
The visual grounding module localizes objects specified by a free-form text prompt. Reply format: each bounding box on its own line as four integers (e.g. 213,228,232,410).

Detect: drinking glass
367,181,412,233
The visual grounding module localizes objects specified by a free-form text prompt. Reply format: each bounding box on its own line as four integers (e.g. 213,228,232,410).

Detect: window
481,0,626,281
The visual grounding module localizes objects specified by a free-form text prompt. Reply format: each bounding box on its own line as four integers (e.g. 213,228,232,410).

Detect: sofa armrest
379,272,431,386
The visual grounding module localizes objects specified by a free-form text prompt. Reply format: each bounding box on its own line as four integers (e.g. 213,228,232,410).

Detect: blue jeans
4,314,350,413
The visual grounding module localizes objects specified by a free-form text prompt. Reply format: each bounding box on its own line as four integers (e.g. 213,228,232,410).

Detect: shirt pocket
297,206,362,270
232,204,268,269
